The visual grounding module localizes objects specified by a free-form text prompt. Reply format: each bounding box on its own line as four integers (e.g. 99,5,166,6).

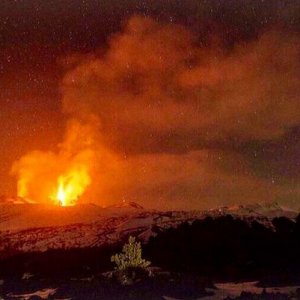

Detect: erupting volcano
50,169,91,206
1,1,300,299
4,5,300,212
11,120,96,206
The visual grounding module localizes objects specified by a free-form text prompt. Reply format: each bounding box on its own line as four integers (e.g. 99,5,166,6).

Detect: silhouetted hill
146,215,300,283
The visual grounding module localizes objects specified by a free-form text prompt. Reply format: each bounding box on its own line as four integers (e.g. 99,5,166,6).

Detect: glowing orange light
50,168,91,206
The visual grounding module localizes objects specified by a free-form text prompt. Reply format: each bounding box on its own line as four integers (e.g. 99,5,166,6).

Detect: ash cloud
12,15,300,209
63,16,300,153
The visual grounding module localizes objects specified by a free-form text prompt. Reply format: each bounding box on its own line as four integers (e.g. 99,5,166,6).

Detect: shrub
111,236,151,284
111,236,150,270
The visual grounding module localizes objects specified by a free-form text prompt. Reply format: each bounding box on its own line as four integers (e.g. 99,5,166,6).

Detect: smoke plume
12,16,300,209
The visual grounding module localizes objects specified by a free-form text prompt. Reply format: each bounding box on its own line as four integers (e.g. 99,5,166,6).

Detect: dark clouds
1,0,300,209
1,0,299,47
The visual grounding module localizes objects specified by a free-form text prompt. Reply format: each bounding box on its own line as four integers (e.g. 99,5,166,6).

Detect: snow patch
7,288,57,299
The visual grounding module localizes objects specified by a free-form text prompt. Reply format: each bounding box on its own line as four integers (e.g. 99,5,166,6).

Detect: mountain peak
106,201,144,209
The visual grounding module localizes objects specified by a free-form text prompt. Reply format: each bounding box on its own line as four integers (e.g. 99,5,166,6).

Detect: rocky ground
1,271,300,300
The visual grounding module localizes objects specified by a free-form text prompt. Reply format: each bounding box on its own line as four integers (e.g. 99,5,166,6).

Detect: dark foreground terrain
1,215,300,299
2,274,300,300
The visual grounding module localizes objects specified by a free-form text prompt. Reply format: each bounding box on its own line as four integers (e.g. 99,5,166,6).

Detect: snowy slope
0,199,298,254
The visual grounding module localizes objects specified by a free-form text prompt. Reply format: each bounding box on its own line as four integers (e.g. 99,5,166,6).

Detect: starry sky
1,0,300,209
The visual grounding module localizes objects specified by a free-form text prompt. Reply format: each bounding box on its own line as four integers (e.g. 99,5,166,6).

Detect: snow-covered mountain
212,202,298,219
0,199,298,254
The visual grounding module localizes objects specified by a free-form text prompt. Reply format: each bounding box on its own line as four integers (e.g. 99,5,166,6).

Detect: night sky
1,0,300,209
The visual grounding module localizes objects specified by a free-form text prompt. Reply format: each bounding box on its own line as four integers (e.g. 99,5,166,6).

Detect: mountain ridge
0,198,298,255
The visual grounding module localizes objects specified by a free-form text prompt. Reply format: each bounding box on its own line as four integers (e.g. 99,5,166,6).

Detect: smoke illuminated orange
11,120,96,206
50,168,91,206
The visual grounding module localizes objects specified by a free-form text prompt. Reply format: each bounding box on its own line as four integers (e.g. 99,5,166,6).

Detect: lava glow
11,120,95,206
50,168,91,206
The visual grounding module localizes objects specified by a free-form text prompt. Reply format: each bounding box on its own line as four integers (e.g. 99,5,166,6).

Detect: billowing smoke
63,16,300,150
11,119,96,204
12,16,300,209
